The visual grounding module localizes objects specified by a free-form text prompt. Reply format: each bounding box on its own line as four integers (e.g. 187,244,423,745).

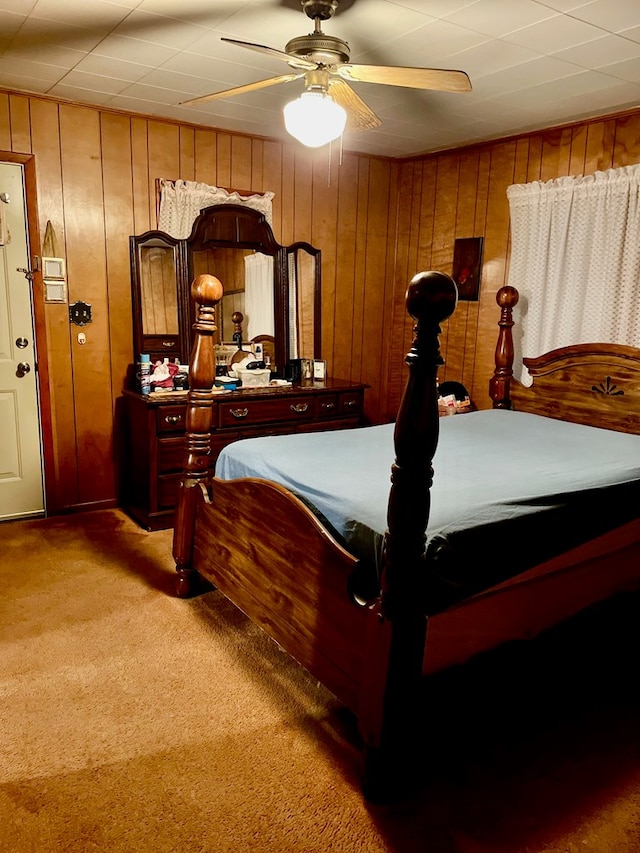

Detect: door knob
16,362,31,377
16,337,29,348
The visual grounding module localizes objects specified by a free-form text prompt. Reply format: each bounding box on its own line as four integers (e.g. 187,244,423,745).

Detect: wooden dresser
120,379,367,530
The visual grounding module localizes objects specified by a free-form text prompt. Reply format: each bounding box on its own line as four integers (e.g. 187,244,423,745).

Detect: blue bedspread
215,410,640,589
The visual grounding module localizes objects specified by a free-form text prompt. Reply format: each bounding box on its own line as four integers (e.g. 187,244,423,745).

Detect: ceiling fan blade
221,37,317,70
337,64,472,93
181,73,304,107
328,80,381,131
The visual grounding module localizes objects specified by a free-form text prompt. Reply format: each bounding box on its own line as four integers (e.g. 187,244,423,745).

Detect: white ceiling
1,0,640,158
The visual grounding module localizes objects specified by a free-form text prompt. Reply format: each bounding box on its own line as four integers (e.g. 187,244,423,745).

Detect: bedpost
489,285,519,409
173,274,223,598
360,270,457,801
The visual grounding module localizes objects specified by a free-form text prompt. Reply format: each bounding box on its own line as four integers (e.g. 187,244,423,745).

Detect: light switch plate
44,280,67,303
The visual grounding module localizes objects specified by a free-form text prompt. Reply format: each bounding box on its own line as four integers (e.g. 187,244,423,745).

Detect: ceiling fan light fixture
283,90,347,147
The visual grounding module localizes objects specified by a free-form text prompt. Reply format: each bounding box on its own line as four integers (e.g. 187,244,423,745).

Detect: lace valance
157,180,274,239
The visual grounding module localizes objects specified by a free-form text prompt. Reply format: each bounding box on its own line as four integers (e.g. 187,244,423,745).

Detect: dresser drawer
218,395,314,428
156,405,187,433
158,472,183,509
338,391,363,417
233,424,295,439
298,417,360,434
158,436,186,474
316,394,338,418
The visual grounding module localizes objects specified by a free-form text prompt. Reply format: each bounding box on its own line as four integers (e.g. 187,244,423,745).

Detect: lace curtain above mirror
157,180,275,239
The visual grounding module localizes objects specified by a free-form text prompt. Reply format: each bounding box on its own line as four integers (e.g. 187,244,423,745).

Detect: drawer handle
321,402,335,411
162,341,173,348
344,399,359,408
230,407,249,419
164,414,183,425
290,403,309,414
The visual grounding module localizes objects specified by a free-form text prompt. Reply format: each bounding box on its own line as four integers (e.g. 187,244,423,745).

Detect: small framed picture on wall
452,237,483,301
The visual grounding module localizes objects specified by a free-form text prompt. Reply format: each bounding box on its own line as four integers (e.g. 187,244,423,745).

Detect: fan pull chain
326,135,344,187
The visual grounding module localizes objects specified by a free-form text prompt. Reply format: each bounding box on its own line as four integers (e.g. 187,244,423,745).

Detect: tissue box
237,368,271,387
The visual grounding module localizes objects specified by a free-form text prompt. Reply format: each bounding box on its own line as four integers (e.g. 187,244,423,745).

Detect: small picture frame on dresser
313,359,327,381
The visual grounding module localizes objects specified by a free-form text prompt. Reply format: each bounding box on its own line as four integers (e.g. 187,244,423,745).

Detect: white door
0,162,45,521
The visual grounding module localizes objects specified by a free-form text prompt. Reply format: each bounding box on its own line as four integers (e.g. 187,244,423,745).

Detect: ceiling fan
181,0,472,146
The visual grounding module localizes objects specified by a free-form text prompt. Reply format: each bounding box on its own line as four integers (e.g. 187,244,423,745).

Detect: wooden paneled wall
387,112,640,415
1,88,639,514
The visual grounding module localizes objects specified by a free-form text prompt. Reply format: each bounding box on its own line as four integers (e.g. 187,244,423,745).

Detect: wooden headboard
489,285,640,434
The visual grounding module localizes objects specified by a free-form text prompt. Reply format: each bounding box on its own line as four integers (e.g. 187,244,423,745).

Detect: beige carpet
1,509,639,853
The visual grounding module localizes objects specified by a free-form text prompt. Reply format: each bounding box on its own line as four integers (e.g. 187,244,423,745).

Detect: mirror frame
129,230,190,364
186,204,288,371
285,242,322,361
130,204,321,376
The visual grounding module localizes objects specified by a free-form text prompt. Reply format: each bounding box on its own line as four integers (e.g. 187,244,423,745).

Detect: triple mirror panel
130,204,321,376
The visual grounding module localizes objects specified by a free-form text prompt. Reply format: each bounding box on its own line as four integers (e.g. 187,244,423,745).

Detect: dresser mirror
286,242,321,361
130,231,189,365
130,204,321,376
197,247,254,342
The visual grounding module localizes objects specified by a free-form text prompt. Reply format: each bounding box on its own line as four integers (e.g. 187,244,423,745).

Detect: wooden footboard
172,272,371,708
189,476,368,710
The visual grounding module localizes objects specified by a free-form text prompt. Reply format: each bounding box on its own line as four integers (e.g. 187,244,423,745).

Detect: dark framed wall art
452,237,484,301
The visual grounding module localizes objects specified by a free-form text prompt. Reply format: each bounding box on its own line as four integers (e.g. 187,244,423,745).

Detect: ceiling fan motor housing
285,34,350,65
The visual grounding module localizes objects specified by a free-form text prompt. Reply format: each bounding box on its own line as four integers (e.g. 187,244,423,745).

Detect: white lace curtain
507,164,640,384
244,253,274,340
157,180,274,239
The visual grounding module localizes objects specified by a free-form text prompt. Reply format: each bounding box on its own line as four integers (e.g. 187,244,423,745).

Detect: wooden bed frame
172,272,640,800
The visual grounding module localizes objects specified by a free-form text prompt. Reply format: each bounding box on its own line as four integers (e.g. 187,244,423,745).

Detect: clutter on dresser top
136,341,294,395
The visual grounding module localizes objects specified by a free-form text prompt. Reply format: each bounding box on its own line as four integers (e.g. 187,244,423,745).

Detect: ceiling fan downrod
287,3,350,65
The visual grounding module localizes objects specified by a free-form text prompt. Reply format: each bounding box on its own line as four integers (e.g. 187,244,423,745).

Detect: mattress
215,409,640,595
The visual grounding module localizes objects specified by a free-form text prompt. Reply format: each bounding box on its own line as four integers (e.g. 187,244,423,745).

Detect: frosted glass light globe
283,91,347,147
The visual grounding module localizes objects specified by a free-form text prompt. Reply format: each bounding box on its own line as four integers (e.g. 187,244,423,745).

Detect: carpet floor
1,509,639,852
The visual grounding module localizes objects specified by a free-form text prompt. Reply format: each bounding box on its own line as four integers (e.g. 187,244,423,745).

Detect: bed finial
188,273,224,392
174,274,224,598
406,269,457,326
490,285,519,409
191,273,224,319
